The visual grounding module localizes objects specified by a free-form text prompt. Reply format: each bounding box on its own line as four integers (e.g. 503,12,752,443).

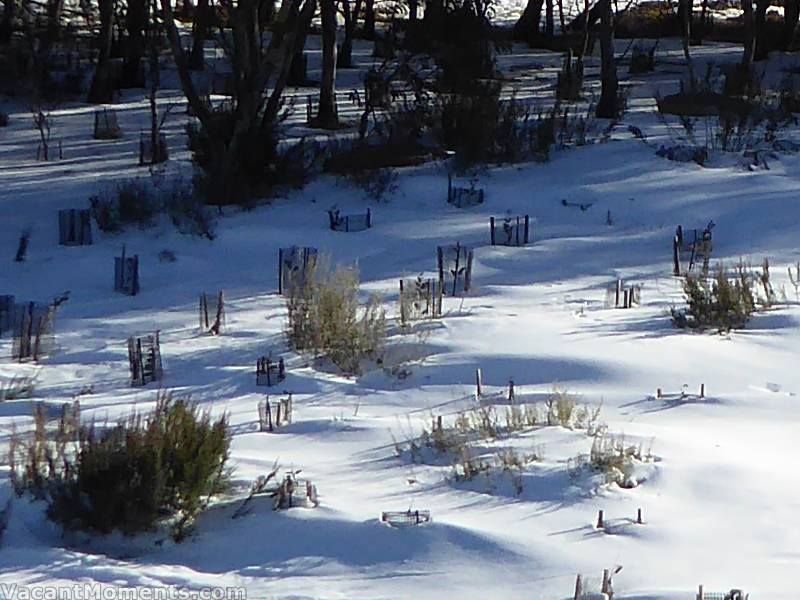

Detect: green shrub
672,263,757,332
286,260,386,375
11,391,231,539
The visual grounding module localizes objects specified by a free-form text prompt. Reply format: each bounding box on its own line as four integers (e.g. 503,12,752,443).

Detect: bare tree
741,0,755,69
362,0,375,38
87,0,115,103
160,0,315,203
339,0,363,68
512,0,544,42
783,0,799,50
753,0,770,60
189,0,211,69
122,0,148,87
315,0,339,127
595,0,618,118
678,0,696,90
0,0,15,44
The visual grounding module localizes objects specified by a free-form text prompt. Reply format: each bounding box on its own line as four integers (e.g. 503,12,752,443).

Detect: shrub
586,434,652,488
10,391,231,539
672,263,758,332
90,176,216,238
286,260,386,375
0,111,8,127
90,180,161,233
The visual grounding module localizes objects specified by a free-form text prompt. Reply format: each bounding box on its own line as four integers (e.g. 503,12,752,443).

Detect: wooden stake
437,415,442,432
601,569,610,594
697,584,704,600
476,368,482,397
637,508,643,524
657,388,662,399
700,383,705,398
573,574,582,600
596,509,604,529
490,217,496,245
508,379,515,402
673,236,681,276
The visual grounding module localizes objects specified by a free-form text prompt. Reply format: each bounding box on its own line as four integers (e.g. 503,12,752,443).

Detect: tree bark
87,0,115,103
189,0,210,69
316,0,338,127
408,0,417,21
512,0,544,41
545,0,554,36
595,0,618,118
783,0,799,49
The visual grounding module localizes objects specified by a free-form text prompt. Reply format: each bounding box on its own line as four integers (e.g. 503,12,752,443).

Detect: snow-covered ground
2,32,800,600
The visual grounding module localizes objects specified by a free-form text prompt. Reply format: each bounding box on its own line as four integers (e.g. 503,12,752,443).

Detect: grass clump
286,259,386,375
10,391,231,540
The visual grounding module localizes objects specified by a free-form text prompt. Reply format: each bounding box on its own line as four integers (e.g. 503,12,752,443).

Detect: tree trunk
161,0,315,204
339,0,362,68
0,0,15,44
556,0,565,34
545,0,554,36
754,0,770,60
409,0,418,21
783,0,799,49
679,0,696,89
566,0,603,32
189,0,210,70
595,0,618,118
122,0,147,87
741,0,755,68
87,0,115,103
316,0,338,127
512,0,544,41
362,0,375,38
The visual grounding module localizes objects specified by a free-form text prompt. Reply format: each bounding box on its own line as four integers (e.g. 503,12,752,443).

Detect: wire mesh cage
490,215,530,246
278,246,318,295
128,332,163,387
399,277,443,325
437,243,474,296
328,208,373,232
58,209,93,246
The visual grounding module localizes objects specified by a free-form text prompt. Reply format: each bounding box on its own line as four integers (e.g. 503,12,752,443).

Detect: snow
2,31,800,600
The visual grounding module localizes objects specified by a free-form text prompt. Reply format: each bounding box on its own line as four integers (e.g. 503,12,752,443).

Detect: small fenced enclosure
278,246,318,295
328,208,372,232
199,291,225,335
256,356,285,387
673,222,714,276
604,280,641,309
437,244,474,296
138,132,168,166
93,108,122,139
58,209,92,246
447,175,485,208
399,277,443,325
257,394,293,432
114,247,140,296
0,295,14,337
490,215,530,246
127,332,163,386
59,399,81,438
381,510,431,527
12,302,57,362
274,472,319,509
696,587,748,600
